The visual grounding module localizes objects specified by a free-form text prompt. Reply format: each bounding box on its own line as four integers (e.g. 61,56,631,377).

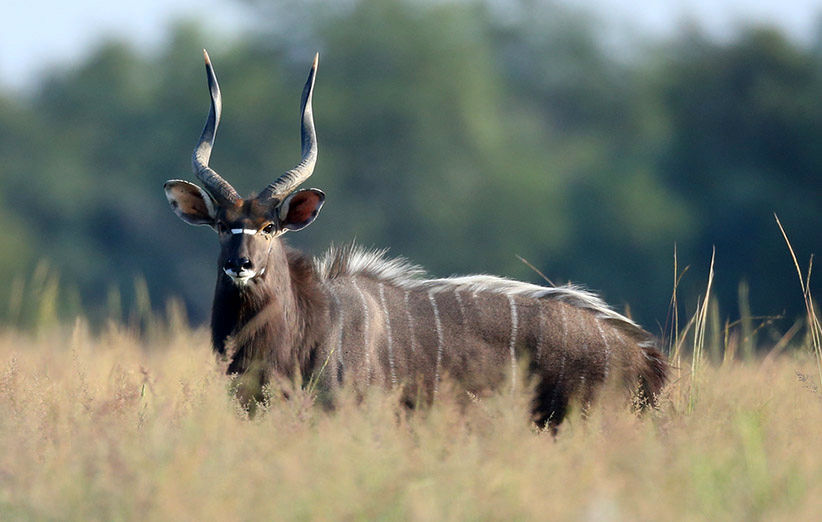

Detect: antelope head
164,50,324,286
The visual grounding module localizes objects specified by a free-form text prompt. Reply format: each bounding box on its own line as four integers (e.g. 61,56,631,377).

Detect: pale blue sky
3,0,821,91
2,0,247,90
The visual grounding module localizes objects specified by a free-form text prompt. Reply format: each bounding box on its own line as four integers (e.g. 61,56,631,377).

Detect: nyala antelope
164,51,667,429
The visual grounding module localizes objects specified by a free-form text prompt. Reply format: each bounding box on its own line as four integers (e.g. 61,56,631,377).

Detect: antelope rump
164,51,668,429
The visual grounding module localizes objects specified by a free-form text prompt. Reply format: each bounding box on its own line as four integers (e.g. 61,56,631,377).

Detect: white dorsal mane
314,244,653,346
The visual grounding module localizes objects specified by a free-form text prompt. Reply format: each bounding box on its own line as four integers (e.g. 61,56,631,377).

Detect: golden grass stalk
775,213,822,388
688,247,715,414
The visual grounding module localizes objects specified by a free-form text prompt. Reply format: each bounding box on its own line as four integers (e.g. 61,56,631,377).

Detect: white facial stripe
231,229,257,236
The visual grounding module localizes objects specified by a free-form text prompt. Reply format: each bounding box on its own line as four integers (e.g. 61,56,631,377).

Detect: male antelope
164,51,667,428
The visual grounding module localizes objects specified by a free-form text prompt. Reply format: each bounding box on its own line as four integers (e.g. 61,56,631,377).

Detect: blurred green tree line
0,0,818,336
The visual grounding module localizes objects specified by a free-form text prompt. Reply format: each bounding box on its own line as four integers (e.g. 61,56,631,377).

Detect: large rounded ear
164,180,218,226
277,189,325,231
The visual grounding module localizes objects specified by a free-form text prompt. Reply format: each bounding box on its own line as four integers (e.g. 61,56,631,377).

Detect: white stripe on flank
507,294,519,394
327,286,345,375
454,289,468,343
536,307,545,364
231,228,257,235
595,321,612,380
428,290,444,395
351,278,372,384
378,283,397,387
560,305,568,348
454,289,466,325
550,306,568,412
404,291,417,354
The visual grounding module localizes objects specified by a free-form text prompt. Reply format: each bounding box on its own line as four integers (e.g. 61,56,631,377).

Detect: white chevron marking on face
223,267,256,284
231,228,257,235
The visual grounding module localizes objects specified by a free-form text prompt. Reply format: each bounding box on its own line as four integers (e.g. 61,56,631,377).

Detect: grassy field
2,227,820,520
0,315,820,521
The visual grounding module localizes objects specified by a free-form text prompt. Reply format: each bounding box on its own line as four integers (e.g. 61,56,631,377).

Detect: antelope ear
164,180,218,226
277,189,325,231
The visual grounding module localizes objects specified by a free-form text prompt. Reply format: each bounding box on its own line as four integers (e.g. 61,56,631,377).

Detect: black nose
224,257,253,272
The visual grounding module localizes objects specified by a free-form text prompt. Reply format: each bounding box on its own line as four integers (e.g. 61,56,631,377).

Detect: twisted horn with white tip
192,49,240,205
259,53,319,202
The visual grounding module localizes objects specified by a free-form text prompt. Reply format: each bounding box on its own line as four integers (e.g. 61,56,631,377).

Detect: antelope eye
263,224,276,234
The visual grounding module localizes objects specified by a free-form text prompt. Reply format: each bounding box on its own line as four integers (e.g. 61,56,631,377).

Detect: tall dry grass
1,315,821,520
2,219,820,519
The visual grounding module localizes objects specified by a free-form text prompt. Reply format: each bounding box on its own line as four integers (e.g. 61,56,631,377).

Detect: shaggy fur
215,241,667,428
311,244,667,428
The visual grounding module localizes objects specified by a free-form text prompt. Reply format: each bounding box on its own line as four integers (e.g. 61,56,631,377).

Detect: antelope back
313,246,666,423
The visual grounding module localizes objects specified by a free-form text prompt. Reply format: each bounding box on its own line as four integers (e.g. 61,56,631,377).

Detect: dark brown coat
216,243,667,428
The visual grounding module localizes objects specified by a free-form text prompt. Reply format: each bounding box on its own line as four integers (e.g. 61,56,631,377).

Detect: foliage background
0,0,819,335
